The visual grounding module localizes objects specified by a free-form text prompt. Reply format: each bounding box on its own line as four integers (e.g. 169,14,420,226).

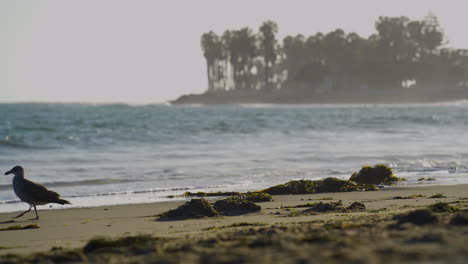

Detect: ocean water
1,102,468,212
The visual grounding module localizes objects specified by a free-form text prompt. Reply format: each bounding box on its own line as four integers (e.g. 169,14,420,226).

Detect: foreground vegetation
2,203,467,264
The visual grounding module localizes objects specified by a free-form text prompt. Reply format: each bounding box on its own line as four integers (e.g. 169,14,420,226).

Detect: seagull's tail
57,199,71,205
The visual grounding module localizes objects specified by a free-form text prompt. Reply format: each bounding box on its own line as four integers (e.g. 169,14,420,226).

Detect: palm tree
201,31,225,92
225,28,258,90
201,31,218,92
259,21,278,91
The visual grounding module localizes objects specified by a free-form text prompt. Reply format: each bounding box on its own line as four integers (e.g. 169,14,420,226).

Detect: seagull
4,166,70,219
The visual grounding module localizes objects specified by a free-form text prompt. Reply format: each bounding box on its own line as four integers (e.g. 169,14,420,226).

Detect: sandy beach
0,184,467,263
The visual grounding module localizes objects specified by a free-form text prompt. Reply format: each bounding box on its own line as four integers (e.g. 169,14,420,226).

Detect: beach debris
418,177,436,181
404,233,447,244
349,164,405,184
393,209,439,225
347,202,366,211
316,177,374,192
180,191,272,202
227,222,268,228
303,201,344,212
450,212,468,225
261,178,376,195
283,203,320,209
83,235,156,253
429,194,447,198
393,194,426,199
158,197,263,220
213,199,261,216
228,192,273,202
0,224,40,232
158,199,220,220
204,222,268,231
302,201,366,213
428,202,457,213
261,179,317,195
183,191,241,198
45,247,88,263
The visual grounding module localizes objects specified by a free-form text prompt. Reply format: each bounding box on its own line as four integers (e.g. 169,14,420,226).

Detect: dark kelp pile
261,177,377,195
182,165,400,199
183,191,241,198
229,192,273,202
183,191,273,202
349,164,405,184
0,224,40,232
158,199,220,220
450,212,468,225
83,235,157,254
287,201,366,215
213,199,261,216
393,209,439,226
303,201,347,213
160,165,406,220
158,198,260,220
393,202,461,226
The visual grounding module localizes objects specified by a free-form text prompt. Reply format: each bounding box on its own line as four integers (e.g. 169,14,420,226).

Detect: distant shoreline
171,88,468,105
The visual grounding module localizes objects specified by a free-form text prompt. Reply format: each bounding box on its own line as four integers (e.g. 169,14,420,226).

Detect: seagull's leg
32,205,39,220
13,205,32,218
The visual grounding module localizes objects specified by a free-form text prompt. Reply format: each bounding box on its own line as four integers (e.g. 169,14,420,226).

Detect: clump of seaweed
418,177,436,181
180,191,272,203
158,199,220,220
393,209,439,225
228,222,268,228
261,178,376,195
450,212,468,225
213,199,261,216
284,203,321,209
322,221,357,230
393,194,426,199
41,249,87,263
83,235,156,253
303,201,344,213
428,202,457,213
316,178,374,192
229,192,273,202
261,179,318,195
158,197,263,220
302,201,366,213
0,224,40,232
430,194,447,198
204,222,269,231
183,191,241,198
349,164,405,184
347,202,366,211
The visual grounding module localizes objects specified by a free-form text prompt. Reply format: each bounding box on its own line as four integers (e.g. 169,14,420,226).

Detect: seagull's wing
22,179,61,203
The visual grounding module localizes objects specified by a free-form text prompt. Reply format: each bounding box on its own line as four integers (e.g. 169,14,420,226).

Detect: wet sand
0,184,467,263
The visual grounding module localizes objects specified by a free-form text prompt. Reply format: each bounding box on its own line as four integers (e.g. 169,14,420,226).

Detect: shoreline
171,90,468,106
0,181,457,214
1,184,467,257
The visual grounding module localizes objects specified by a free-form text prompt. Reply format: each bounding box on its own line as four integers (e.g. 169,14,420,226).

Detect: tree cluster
201,15,468,98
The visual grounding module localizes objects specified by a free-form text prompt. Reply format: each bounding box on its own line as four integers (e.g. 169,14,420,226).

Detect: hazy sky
2,0,468,103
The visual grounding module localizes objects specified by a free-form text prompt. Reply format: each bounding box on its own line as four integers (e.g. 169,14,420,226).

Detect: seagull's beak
4,170,11,176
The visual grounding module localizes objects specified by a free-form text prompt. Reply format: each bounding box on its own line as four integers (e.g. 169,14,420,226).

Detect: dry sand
0,184,467,263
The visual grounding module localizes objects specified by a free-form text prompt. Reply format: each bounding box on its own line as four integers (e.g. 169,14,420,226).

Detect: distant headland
172,14,468,105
